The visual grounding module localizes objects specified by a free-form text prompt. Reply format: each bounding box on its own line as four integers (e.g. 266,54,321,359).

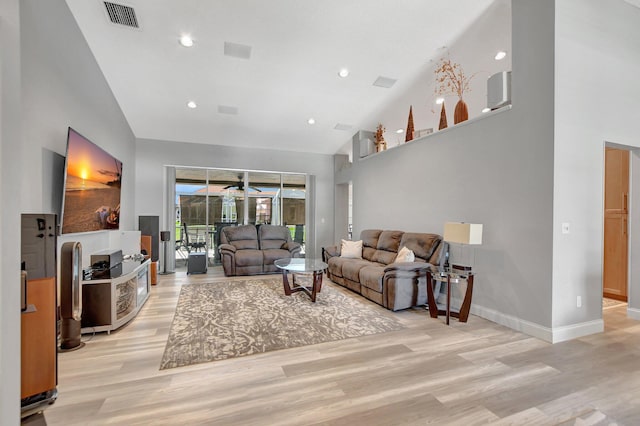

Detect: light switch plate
562,223,570,234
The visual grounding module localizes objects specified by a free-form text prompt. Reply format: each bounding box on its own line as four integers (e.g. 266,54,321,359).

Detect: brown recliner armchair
219,224,301,276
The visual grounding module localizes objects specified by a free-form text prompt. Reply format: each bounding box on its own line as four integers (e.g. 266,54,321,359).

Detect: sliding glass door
174,167,307,266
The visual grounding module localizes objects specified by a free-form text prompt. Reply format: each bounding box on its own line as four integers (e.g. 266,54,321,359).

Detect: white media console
81,259,150,334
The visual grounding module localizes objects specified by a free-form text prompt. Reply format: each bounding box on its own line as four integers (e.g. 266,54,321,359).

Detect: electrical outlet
577,296,582,308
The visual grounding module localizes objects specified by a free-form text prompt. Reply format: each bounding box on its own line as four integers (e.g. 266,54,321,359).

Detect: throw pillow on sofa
340,239,363,259
395,246,415,262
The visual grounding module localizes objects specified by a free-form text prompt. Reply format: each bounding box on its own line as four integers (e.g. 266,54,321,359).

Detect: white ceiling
65,0,498,155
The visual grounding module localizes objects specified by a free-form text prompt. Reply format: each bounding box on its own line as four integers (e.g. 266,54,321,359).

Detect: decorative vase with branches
434,54,475,124
374,123,387,152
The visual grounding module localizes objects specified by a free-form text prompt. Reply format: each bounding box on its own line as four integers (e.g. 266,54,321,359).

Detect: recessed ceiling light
482,107,491,113
307,118,315,125
396,129,404,134
495,51,507,60
436,97,445,105
179,35,194,47
187,101,197,109
338,68,349,78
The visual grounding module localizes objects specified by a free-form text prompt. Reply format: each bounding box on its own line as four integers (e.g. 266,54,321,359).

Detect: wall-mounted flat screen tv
61,127,123,234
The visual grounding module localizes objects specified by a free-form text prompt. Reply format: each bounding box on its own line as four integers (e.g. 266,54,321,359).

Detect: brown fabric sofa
219,224,302,276
323,229,444,311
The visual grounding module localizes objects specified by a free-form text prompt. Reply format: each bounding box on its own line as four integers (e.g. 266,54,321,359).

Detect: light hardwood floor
41,266,640,425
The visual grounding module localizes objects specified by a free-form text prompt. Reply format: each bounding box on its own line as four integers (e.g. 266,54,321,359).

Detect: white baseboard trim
471,305,604,343
549,319,604,343
627,306,640,320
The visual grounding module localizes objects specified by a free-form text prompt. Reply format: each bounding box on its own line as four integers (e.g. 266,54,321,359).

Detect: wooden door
603,147,629,301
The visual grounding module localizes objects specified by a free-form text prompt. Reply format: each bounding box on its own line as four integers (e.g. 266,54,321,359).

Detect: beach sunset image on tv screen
61,128,123,234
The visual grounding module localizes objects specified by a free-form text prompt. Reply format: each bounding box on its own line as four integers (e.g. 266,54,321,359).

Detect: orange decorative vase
454,99,469,124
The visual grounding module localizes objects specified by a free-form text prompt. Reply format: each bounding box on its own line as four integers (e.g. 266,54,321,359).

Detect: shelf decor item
405,106,415,142
438,102,448,130
434,54,475,124
374,123,387,152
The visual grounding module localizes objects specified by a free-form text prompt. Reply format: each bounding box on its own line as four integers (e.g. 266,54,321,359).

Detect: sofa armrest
283,241,300,251
219,243,236,254
383,262,432,274
283,241,302,257
323,245,339,262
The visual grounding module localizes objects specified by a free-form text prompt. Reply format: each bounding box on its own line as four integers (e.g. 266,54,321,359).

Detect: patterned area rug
160,277,404,369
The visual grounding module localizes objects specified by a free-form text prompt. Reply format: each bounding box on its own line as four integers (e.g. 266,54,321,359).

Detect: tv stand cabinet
81,259,150,334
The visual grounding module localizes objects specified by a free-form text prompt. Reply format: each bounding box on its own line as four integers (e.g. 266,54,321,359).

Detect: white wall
1,0,23,422
336,0,557,339
135,138,336,260
362,0,512,148
20,0,136,262
553,0,640,329
0,1,134,422
20,0,136,222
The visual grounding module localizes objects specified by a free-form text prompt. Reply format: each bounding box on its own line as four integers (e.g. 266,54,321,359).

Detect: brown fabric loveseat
323,229,444,311
219,224,302,276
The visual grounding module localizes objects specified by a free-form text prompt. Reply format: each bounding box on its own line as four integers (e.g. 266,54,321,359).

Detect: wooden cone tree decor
405,106,415,142
438,102,448,130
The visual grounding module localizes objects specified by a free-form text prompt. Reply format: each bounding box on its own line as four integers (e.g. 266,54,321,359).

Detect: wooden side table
426,268,475,325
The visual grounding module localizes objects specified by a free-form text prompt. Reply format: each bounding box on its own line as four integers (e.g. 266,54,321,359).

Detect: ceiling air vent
103,2,139,28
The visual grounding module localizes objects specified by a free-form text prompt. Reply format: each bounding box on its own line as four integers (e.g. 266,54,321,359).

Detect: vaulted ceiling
66,0,501,155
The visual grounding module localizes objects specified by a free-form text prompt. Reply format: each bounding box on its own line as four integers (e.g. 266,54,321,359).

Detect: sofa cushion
328,256,351,278
234,249,263,267
399,232,441,262
371,231,404,265
263,248,291,266
340,239,362,259
222,225,259,250
259,224,290,250
342,260,374,283
361,229,382,261
359,265,385,293
377,230,404,251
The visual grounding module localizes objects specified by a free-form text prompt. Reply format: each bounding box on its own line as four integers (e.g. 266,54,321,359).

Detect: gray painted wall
135,138,336,260
0,1,134,421
337,0,557,337
20,0,136,261
553,0,640,327
1,0,23,421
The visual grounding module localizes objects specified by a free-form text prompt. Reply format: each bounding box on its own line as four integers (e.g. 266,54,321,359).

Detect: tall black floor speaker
160,230,174,274
139,216,160,262
21,214,59,417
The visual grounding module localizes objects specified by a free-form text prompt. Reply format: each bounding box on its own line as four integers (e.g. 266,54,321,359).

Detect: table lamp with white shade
443,222,483,271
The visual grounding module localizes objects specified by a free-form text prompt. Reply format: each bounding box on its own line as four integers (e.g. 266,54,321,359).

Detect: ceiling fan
223,174,262,192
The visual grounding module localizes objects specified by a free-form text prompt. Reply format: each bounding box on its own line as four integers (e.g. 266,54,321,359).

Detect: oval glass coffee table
274,258,328,302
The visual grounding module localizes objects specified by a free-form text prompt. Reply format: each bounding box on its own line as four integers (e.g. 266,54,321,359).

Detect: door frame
605,142,640,319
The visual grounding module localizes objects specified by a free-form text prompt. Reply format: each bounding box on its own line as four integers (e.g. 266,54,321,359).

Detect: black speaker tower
139,216,160,262
160,230,174,274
